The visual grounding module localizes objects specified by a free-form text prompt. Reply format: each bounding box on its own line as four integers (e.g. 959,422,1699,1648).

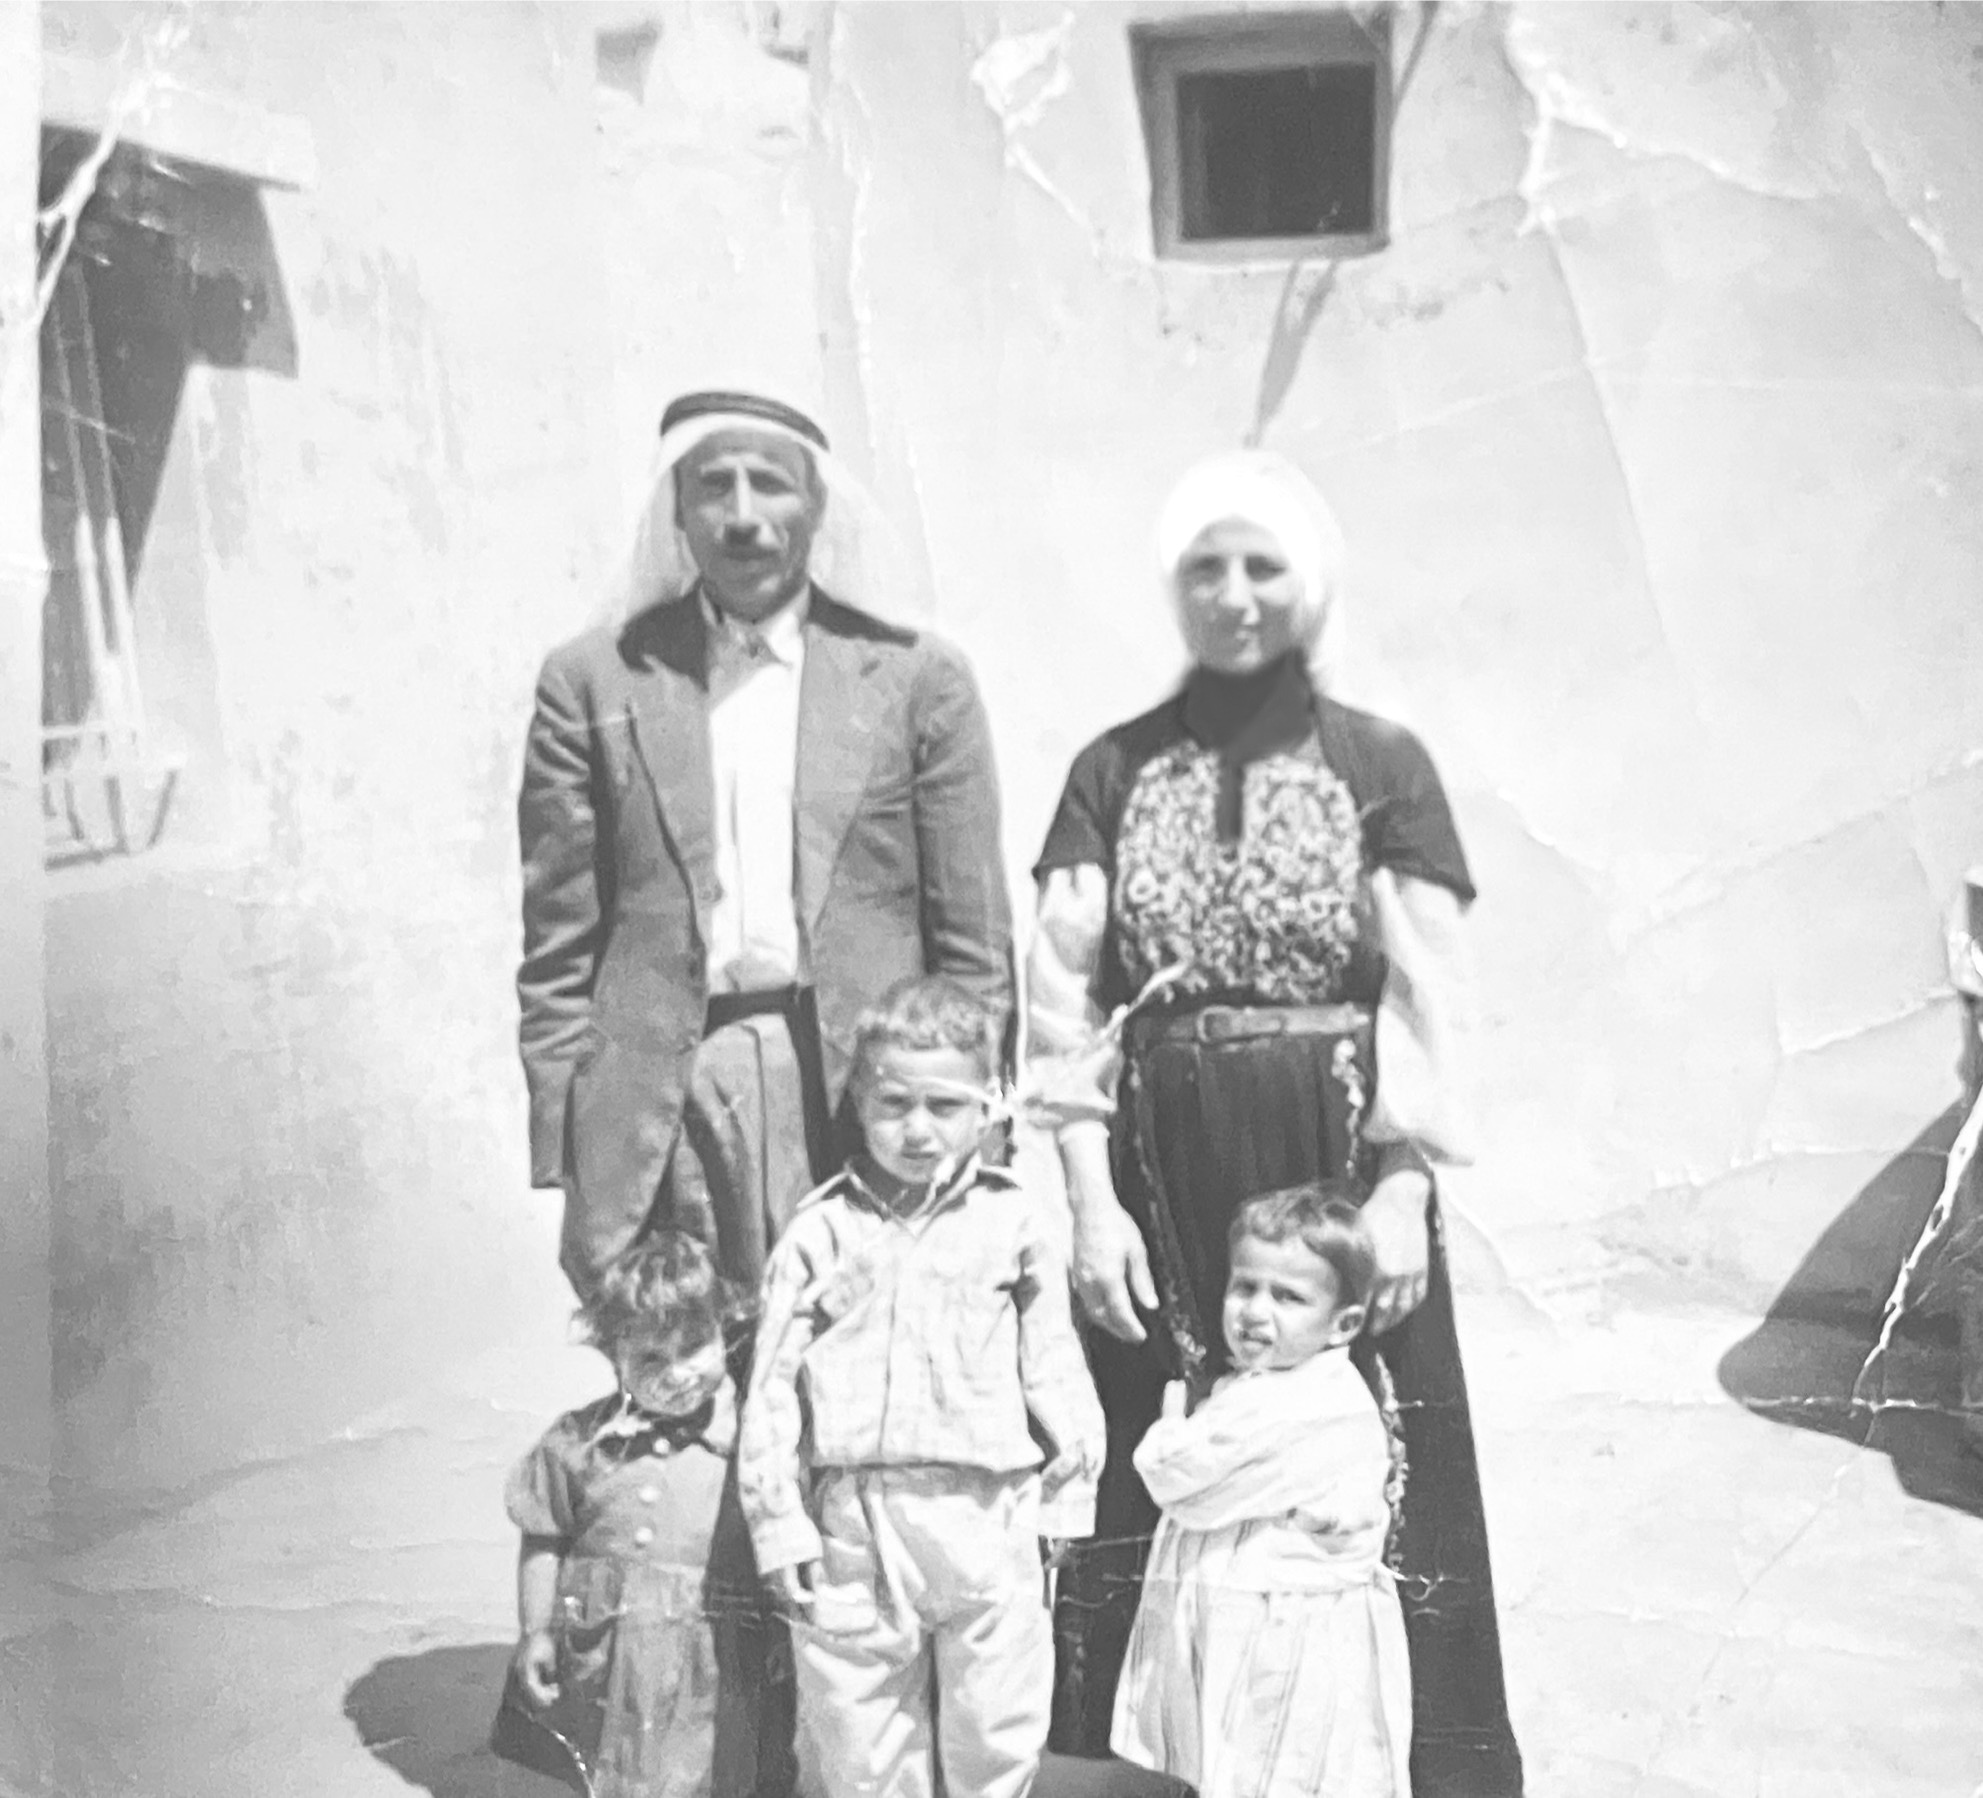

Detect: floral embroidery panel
1112,740,1366,1005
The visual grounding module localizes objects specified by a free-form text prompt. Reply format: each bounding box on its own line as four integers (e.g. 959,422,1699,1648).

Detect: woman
1027,450,1523,1797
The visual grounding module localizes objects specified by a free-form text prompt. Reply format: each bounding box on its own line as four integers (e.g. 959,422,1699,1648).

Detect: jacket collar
699,582,809,671
792,593,890,940
587,1374,739,1460
618,586,892,952
836,1151,1022,1223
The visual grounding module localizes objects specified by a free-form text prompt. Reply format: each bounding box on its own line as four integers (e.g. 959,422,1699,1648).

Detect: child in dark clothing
502,1230,791,1798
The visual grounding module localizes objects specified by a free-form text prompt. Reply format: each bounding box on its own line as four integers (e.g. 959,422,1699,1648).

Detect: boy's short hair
1228,1179,1378,1311
847,974,999,1098
578,1228,750,1357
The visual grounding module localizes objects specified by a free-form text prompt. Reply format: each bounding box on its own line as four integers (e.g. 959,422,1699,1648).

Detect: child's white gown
1110,1348,1412,1798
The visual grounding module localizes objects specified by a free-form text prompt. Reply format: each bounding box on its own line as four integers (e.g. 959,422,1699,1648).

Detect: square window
1133,10,1393,261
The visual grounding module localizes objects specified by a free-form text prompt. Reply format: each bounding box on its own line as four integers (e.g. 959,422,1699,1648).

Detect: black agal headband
659,391,829,452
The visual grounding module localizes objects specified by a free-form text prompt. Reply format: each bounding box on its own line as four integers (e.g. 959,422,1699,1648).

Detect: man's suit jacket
517,588,1013,1272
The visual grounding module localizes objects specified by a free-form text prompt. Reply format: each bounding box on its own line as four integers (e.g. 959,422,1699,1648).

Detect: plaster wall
4,3,51,1522
798,0,1983,1310
37,0,1983,1498
41,1,619,1494
593,2,824,533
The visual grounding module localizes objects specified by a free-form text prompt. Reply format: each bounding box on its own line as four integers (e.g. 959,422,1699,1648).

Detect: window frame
38,155,185,868
1131,9,1394,263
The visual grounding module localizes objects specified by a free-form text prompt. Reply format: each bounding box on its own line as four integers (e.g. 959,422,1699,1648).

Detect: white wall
752,0,1983,1305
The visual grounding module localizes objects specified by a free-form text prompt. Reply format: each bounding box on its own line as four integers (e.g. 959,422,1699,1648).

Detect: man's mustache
721,523,776,551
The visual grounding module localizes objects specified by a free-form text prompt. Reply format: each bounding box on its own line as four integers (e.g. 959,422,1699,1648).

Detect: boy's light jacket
739,1157,1106,1571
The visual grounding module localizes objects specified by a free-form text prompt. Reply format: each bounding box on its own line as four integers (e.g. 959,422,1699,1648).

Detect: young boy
1112,1181,1412,1798
738,975,1104,1798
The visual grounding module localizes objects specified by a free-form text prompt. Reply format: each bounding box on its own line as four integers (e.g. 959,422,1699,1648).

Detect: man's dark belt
701,982,837,1181
704,983,812,1035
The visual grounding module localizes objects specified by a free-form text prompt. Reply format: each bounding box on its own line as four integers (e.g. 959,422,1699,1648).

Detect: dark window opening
36,128,297,866
1177,64,1377,241
1133,12,1393,261
596,23,660,99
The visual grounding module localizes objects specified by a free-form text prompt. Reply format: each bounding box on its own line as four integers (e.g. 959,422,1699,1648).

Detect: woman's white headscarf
606,392,919,625
1154,448,1349,692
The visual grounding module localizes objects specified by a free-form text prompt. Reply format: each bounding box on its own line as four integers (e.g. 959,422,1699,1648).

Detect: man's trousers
564,994,834,1294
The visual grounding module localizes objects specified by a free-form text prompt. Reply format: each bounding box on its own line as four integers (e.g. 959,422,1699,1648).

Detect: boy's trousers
791,1465,1051,1798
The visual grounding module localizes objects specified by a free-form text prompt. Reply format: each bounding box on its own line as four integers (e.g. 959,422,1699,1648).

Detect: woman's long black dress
1036,662,1524,1798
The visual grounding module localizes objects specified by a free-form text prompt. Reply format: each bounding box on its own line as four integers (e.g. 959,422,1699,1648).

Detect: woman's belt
1134,1001,1371,1046
1118,998,1376,1385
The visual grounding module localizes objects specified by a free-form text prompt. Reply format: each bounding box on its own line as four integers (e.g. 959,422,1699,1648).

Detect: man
518,389,1012,1295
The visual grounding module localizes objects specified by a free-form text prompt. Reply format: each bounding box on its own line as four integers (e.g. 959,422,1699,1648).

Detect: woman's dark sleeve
1334,709,1477,905
1033,737,1121,881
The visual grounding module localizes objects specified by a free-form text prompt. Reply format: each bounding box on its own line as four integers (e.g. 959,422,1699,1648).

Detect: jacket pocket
569,1018,608,1075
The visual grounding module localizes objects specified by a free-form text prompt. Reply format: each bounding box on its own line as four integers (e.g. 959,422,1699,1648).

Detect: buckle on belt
1194,1007,1284,1044
1139,1003,1369,1047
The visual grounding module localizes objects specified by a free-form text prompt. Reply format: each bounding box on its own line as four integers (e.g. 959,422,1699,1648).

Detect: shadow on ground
346,1643,578,1798
1718,1103,1983,1518
346,1645,1181,1798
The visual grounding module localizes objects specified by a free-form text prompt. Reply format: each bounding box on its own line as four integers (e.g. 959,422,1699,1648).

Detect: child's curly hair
577,1229,754,1359
847,974,999,1099
1228,1178,1378,1312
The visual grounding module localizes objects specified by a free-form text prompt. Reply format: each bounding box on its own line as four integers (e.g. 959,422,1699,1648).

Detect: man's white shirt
702,588,808,992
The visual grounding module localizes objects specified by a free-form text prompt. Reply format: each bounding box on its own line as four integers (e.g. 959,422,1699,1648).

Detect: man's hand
511,1629,560,1709
1362,1166,1432,1335
766,1561,820,1617
1070,1179,1158,1343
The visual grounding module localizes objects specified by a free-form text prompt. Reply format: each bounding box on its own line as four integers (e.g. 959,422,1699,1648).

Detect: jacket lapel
795,602,888,942
622,600,719,938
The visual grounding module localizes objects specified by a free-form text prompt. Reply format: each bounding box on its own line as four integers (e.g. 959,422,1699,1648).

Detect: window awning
42,50,317,190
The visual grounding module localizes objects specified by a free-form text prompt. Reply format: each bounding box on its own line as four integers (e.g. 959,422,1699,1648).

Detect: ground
14,1222,1983,1798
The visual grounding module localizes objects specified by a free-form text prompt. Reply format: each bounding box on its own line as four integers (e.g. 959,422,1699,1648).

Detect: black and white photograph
4,3,1981,1795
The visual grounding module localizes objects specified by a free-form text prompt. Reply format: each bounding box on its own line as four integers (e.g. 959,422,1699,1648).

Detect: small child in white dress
1112,1179,1413,1798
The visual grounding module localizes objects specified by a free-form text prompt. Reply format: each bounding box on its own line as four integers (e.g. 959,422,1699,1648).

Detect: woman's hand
511,1628,560,1709
1069,1171,1158,1343
1060,1123,1157,1341
1361,1165,1432,1335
